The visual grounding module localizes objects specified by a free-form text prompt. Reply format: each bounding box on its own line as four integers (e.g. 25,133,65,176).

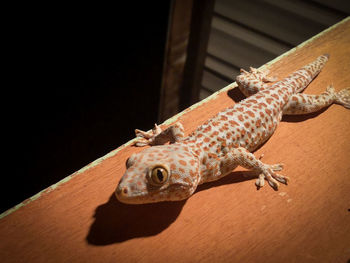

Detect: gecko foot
134,124,162,146
256,163,289,190
335,87,350,109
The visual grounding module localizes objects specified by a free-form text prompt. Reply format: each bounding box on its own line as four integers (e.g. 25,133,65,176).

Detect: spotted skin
116,54,350,204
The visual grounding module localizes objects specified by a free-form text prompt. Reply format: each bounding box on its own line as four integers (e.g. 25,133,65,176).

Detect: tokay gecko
116,54,350,204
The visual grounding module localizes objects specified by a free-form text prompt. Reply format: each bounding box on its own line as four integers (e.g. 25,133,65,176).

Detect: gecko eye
149,166,169,185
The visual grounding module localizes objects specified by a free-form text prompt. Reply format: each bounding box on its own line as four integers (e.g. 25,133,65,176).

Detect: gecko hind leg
283,85,350,115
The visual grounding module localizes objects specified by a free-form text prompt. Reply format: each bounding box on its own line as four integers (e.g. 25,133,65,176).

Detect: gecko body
116,54,350,204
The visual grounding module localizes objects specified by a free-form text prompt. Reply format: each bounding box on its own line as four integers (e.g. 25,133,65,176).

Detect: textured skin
116,54,350,204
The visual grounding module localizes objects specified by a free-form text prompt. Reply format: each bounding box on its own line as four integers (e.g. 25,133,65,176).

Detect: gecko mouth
115,186,148,204
115,182,193,204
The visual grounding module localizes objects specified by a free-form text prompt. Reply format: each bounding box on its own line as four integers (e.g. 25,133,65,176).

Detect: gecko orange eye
149,166,169,185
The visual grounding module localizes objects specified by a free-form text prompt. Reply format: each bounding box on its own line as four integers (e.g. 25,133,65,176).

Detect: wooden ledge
1,18,350,263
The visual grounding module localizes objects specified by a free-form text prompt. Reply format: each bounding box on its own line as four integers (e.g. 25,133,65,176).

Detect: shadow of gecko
86,170,256,245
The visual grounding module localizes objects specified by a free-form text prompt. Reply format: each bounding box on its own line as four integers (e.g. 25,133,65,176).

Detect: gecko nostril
116,186,129,198
122,187,128,195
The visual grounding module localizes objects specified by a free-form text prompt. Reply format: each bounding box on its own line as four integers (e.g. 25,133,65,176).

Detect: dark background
2,2,171,213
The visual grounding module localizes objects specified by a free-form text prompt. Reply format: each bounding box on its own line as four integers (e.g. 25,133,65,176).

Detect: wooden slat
211,15,290,56
179,0,215,109
263,0,345,26
158,0,194,122
311,0,350,14
215,0,327,46
204,55,239,82
201,69,231,93
1,18,350,263
207,27,276,69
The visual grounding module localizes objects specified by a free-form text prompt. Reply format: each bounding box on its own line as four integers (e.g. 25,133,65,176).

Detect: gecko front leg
135,122,185,146
220,147,288,190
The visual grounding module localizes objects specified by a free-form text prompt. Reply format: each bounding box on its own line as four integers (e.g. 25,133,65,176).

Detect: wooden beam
158,0,194,122
179,0,215,110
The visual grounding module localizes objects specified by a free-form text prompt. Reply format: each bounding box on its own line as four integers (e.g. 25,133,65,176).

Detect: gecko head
115,144,200,204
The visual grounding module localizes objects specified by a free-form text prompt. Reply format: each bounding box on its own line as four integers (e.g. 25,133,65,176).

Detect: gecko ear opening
148,165,169,186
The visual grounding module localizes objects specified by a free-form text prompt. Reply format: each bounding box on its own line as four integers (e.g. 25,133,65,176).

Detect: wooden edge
1,16,349,220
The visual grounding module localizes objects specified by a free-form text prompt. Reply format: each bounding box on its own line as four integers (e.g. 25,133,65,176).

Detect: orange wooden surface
1,19,350,263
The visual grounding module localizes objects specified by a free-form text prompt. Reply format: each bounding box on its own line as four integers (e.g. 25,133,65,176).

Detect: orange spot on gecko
172,173,180,180
179,160,187,166
246,111,255,117
265,109,272,115
229,120,239,126
247,99,258,104
258,102,267,108
256,119,261,127
203,126,212,132
266,98,273,104
208,153,218,159
220,115,228,121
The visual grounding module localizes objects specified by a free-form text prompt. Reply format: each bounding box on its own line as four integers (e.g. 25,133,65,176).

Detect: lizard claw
258,153,264,160
256,163,289,190
134,137,150,147
134,124,163,146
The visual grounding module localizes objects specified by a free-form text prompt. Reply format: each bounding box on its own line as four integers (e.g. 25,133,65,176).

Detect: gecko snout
115,185,129,199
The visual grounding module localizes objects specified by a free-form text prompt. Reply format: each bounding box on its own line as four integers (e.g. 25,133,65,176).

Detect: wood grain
1,19,350,263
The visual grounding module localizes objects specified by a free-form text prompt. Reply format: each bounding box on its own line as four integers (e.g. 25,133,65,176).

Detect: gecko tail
288,54,330,94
